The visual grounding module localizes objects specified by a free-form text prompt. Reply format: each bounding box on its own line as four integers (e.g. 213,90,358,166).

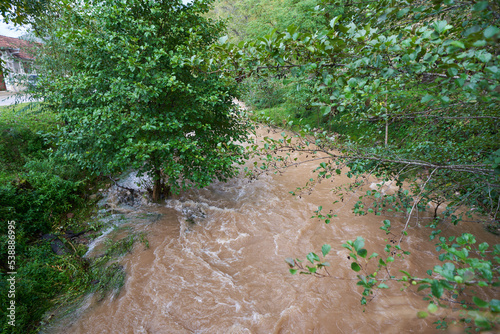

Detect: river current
47,125,497,334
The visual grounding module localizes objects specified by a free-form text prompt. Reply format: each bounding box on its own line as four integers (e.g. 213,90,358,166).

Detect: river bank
41,124,499,333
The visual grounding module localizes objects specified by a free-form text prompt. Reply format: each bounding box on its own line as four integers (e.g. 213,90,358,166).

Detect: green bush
241,76,287,109
0,158,84,239
0,104,94,333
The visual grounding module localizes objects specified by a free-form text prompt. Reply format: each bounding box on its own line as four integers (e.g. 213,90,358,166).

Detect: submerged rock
42,234,71,255
103,171,154,213
182,204,207,224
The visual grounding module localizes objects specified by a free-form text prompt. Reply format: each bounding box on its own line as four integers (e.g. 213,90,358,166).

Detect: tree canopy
36,0,249,199
208,0,499,330
213,0,499,217
0,0,52,25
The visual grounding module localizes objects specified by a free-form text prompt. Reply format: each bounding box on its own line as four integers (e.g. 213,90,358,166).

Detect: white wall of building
0,49,33,92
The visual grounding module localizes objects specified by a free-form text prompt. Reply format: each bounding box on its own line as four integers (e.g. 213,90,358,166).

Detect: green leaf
321,105,332,116
351,262,361,272
329,16,340,28
421,94,434,103
427,303,438,313
450,41,465,49
342,243,352,251
369,252,378,259
490,299,500,312
397,8,409,18
417,284,430,292
484,26,500,39
219,35,229,44
486,66,498,74
473,40,486,47
399,270,410,276
473,296,488,308
306,252,320,264
478,242,489,252
289,268,298,275
473,1,489,11
477,52,492,63
433,21,451,34
307,266,317,273
465,25,482,37
417,311,428,318
434,262,455,281
353,237,365,252
455,77,465,87
378,283,389,289
474,318,491,328
322,244,331,257
431,280,443,298
358,249,368,258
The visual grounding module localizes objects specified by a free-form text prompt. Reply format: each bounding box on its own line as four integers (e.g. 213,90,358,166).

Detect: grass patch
0,102,141,333
0,103,57,182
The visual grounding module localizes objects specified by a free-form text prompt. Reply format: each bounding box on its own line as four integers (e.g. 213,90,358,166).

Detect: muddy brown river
47,125,498,334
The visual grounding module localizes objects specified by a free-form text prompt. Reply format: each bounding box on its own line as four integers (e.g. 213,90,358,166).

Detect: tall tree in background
37,0,249,200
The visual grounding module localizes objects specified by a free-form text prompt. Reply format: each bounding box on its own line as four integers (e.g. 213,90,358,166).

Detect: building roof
0,35,35,60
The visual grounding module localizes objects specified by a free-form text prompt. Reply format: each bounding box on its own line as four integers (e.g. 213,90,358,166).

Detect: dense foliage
208,0,335,118
0,0,56,26
0,104,88,333
209,0,499,330
36,0,249,200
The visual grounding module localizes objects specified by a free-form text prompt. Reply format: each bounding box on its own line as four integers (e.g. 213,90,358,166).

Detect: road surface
0,91,38,106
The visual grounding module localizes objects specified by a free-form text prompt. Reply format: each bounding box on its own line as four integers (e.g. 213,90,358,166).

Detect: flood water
49,125,498,334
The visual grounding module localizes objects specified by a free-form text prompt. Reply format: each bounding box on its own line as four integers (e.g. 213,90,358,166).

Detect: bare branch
275,146,495,175
398,167,438,245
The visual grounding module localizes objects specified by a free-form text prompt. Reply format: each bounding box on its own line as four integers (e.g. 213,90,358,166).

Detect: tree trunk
152,168,171,201
152,168,161,202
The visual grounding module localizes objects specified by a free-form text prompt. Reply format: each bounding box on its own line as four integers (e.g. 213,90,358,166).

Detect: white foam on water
83,226,115,257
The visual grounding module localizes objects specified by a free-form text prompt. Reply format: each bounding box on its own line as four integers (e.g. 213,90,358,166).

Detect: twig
107,175,138,193
398,168,438,245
